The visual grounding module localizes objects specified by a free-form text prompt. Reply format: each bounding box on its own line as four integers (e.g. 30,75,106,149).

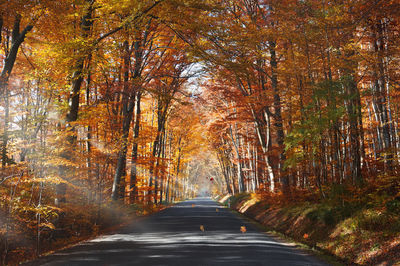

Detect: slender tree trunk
165,133,172,202
343,60,363,184
2,90,9,167
372,19,392,170
112,40,135,200
159,131,167,203
56,0,94,205
86,61,93,202
148,105,166,203
129,91,142,203
269,41,288,192
174,137,182,201
229,124,245,192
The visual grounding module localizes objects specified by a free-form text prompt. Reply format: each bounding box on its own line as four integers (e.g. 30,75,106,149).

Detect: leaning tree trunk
1,14,33,167
0,14,33,96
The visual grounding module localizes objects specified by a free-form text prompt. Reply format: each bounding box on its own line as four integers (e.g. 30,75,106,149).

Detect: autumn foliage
1,0,400,264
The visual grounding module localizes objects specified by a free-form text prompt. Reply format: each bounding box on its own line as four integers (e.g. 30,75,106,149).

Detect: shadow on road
25,198,328,266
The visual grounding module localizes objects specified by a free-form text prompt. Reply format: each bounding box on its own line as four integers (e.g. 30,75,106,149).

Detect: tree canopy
1,0,400,264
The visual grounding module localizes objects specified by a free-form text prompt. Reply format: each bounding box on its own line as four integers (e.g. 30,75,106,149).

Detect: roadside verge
218,193,400,266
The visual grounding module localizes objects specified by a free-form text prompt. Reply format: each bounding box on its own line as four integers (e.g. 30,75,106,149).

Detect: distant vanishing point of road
26,198,329,266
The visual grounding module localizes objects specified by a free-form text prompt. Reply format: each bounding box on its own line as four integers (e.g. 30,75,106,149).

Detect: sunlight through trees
0,0,400,264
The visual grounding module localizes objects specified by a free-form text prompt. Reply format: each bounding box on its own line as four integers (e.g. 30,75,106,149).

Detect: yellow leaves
40,222,56,230
240,225,247,233
44,157,79,168
30,175,67,185
200,224,205,232
97,0,142,14
197,37,210,47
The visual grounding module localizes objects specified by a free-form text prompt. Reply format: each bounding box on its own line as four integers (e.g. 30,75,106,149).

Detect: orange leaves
240,225,247,233
39,222,56,230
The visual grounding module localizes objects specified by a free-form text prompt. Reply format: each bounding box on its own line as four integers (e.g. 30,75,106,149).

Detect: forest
0,0,399,265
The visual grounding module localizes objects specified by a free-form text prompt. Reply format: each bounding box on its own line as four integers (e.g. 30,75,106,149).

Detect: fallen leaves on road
240,226,247,233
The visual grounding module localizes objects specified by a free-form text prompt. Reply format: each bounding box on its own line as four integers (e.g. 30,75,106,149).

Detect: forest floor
220,193,400,266
3,202,168,265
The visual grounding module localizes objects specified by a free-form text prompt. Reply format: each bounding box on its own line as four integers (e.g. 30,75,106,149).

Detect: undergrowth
226,182,400,265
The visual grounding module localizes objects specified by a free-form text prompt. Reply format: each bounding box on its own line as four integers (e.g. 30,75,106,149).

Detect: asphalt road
27,197,329,266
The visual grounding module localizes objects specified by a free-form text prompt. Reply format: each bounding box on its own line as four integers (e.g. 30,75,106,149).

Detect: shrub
356,209,400,232
386,198,400,214
306,206,336,225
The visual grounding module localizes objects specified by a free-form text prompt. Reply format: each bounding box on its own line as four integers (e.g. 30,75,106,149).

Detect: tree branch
96,0,165,44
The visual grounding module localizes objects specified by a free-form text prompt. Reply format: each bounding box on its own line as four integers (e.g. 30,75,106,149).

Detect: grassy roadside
218,193,400,266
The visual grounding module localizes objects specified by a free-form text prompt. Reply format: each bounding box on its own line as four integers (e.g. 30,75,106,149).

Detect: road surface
27,198,329,266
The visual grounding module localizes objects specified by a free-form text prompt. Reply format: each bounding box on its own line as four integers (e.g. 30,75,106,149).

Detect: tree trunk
269,41,288,192
0,14,33,96
229,124,245,192
2,90,9,167
56,0,94,205
112,40,135,200
129,91,142,203
372,19,392,170
148,103,167,203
